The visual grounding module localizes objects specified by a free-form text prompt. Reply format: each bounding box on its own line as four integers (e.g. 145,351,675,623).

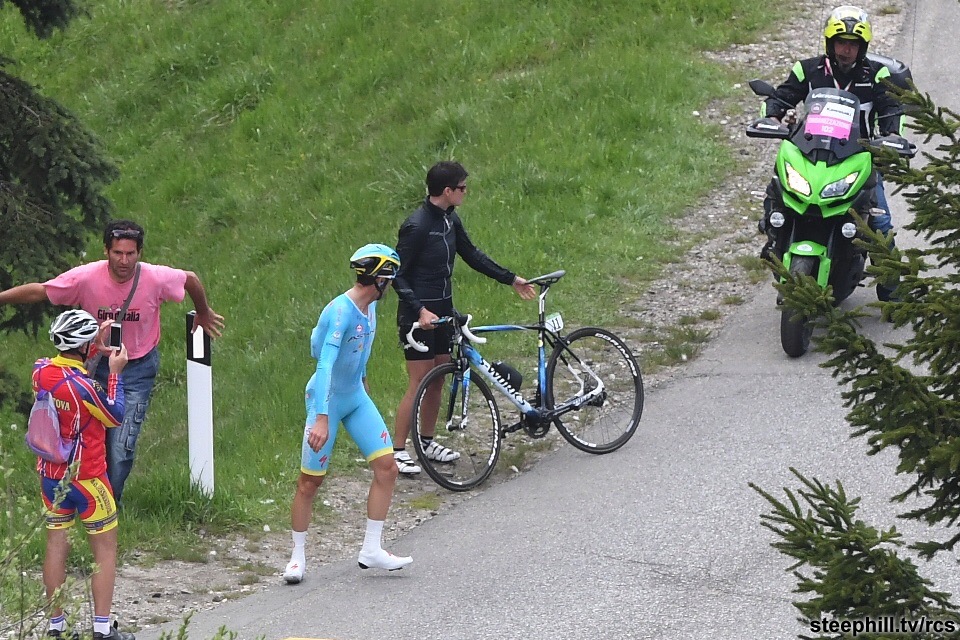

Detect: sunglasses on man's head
110,229,143,240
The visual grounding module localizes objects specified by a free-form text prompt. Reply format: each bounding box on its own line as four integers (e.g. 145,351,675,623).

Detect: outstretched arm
453,215,535,300
452,214,516,285
184,271,225,338
0,283,48,306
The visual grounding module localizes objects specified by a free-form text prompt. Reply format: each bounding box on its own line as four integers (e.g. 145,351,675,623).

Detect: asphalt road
143,1,960,638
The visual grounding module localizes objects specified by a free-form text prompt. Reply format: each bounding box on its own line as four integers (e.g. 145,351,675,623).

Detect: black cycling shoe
47,630,79,640
93,622,135,640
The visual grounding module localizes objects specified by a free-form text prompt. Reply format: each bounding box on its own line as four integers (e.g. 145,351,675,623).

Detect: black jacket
763,55,903,137
393,198,515,325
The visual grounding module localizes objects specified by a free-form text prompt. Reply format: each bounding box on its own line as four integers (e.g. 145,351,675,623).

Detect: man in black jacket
759,5,905,300
391,161,536,474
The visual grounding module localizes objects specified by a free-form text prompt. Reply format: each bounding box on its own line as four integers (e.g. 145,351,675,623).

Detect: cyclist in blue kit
282,244,412,584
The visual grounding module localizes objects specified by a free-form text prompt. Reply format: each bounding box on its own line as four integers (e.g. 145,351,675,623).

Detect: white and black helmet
50,309,99,351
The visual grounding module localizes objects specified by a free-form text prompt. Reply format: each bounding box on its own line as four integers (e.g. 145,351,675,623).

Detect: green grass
0,0,770,572
405,492,442,512
641,324,714,371
737,255,772,283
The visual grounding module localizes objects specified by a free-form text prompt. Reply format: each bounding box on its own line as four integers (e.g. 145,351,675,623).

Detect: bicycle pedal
504,422,524,434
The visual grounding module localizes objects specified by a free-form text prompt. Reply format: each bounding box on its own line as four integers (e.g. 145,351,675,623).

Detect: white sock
290,530,307,563
362,518,384,553
49,615,65,632
93,616,110,635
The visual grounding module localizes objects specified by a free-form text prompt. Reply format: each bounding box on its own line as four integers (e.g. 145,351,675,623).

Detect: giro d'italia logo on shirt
97,305,140,322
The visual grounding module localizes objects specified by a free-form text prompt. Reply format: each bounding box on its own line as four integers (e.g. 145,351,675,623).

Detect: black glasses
450,184,467,192
111,229,143,240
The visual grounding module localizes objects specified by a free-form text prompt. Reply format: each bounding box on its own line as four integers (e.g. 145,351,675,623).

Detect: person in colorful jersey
34,309,135,640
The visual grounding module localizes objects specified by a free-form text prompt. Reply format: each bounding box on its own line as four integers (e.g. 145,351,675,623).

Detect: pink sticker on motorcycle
804,102,856,140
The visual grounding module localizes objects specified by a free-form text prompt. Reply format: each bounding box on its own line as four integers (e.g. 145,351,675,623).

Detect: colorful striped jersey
32,354,125,480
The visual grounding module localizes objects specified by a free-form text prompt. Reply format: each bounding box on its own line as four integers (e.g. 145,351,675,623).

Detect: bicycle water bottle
492,361,523,391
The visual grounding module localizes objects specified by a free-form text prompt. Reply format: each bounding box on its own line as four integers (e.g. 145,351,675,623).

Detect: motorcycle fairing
775,143,874,218
783,241,832,288
774,88,875,219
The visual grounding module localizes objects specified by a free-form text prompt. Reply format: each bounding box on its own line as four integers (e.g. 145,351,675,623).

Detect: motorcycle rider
758,5,904,300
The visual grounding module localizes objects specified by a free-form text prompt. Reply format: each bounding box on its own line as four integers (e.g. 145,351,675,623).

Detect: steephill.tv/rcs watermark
809,616,958,636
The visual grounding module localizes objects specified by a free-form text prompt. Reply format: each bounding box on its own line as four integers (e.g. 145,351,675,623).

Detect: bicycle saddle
528,270,566,287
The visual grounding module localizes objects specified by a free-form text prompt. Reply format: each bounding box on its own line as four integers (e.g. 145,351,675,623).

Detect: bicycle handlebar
405,314,487,352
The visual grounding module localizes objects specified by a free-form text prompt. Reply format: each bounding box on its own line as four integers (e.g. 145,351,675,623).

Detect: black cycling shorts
398,322,454,361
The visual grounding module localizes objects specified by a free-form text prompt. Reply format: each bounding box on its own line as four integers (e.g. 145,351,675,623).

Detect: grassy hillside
0,0,767,561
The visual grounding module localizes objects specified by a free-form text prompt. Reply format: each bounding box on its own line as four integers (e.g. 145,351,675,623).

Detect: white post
186,311,214,496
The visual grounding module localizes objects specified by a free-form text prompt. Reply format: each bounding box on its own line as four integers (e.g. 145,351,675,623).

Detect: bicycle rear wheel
546,327,644,454
411,363,502,492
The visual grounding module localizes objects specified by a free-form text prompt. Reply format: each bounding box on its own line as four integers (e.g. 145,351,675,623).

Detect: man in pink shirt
0,220,224,502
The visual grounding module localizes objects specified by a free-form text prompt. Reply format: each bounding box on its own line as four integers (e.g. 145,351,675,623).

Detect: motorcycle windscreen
790,88,864,161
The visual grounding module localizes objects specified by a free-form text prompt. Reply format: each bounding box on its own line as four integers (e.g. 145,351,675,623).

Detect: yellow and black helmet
350,243,400,281
823,6,872,66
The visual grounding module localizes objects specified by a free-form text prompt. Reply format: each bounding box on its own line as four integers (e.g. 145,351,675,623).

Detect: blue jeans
870,176,893,234
95,347,160,503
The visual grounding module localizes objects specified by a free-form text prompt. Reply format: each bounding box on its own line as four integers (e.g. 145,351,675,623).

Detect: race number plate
545,312,564,333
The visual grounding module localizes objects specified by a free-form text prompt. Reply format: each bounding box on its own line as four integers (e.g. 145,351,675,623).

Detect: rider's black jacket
763,55,903,137
393,197,515,326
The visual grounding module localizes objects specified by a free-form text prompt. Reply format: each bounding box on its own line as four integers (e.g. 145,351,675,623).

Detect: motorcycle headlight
784,163,811,197
821,172,860,199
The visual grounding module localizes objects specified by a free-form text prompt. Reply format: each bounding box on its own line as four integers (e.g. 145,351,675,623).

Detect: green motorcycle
747,81,915,357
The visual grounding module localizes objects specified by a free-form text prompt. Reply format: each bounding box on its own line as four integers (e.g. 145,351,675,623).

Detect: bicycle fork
444,369,471,432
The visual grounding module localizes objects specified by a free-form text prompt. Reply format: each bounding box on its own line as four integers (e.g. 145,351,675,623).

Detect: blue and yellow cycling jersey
307,293,376,415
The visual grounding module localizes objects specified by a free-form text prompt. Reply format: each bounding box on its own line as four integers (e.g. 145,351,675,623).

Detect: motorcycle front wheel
780,255,818,357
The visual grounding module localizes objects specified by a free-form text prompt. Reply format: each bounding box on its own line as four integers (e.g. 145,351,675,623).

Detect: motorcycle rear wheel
780,255,818,357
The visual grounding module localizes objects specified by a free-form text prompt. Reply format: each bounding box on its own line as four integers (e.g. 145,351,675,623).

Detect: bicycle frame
447,278,607,427
407,268,643,491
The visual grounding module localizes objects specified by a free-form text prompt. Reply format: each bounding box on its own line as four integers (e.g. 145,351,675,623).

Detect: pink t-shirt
44,261,188,359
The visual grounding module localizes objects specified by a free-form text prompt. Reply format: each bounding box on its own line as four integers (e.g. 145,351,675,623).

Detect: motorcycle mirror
748,79,797,111
748,79,776,97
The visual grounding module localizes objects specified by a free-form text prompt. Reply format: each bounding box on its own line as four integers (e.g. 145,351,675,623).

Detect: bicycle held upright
405,270,644,492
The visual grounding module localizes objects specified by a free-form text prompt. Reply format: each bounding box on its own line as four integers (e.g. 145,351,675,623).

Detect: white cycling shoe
421,440,460,462
283,558,305,584
394,450,421,475
357,548,413,571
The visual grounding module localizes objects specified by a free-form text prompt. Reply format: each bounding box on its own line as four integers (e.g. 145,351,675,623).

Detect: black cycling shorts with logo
398,322,454,361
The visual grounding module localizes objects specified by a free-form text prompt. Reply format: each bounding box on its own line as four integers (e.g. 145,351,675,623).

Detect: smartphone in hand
109,322,122,350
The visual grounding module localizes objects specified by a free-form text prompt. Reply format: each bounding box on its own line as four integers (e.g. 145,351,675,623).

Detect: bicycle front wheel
546,327,644,454
411,363,502,492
